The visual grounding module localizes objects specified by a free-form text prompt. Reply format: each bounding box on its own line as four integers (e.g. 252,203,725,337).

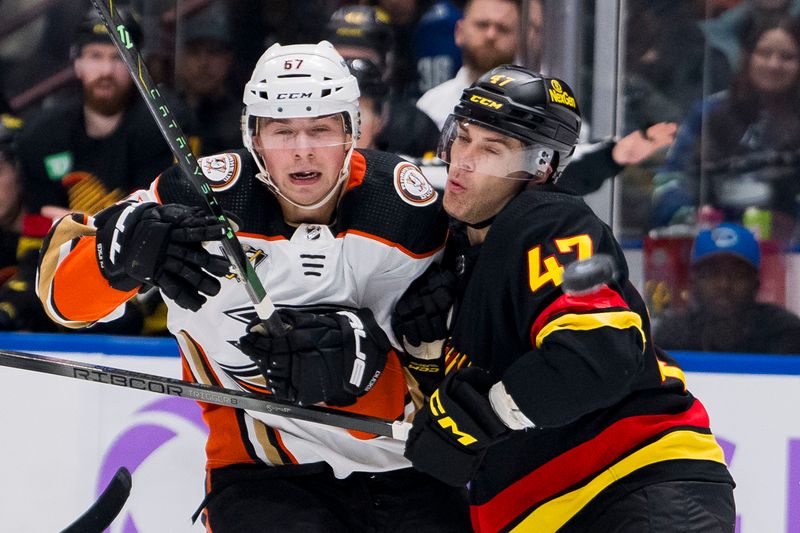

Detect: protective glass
255,114,353,151
436,115,554,180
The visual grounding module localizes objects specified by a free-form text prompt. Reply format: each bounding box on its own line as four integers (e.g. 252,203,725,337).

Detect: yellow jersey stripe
511,430,726,532
658,360,687,390
534,310,645,349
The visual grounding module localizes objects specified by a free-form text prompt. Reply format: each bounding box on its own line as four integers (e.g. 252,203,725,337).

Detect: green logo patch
43,151,73,181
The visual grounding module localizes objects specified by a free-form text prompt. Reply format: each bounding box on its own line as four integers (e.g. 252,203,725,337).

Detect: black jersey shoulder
154,148,288,236
486,188,629,279
336,149,447,255
456,188,630,342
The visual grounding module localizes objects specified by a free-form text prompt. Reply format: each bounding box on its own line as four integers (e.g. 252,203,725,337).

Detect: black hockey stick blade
0,349,411,440
60,466,132,533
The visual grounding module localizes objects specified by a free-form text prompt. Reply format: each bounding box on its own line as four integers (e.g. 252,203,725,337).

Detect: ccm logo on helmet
276,92,313,99
470,95,503,109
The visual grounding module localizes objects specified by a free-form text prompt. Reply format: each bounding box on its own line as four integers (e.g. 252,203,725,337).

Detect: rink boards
0,333,796,533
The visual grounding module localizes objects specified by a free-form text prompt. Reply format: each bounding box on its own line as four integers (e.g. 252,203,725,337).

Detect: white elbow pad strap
489,381,536,430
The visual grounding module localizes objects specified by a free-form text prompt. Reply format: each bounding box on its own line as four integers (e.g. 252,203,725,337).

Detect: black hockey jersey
17,94,194,214
442,186,733,532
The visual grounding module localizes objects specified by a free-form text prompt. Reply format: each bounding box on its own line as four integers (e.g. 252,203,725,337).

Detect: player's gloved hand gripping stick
0,0,408,441
88,0,285,336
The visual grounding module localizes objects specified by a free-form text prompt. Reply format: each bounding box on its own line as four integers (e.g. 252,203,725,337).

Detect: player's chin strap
251,142,355,211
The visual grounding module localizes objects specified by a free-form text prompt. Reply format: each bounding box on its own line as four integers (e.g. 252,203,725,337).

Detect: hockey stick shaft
88,0,285,336
0,349,411,440
60,466,132,533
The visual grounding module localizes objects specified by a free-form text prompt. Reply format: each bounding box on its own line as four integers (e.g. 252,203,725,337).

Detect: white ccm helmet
242,41,361,210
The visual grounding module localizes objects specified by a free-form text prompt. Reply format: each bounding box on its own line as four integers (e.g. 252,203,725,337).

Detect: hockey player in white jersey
35,41,470,532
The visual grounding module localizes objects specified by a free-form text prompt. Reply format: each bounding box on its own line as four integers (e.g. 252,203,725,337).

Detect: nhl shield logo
393,162,438,207
199,153,241,191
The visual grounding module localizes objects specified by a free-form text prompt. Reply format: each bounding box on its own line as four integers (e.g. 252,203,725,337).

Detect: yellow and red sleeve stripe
529,287,645,349
469,399,725,533
658,358,687,391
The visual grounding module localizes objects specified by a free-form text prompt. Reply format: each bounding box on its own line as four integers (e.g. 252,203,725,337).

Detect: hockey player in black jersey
393,65,736,532
36,42,470,532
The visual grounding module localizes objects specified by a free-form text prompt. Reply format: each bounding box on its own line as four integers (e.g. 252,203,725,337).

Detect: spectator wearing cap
176,4,241,155
13,7,191,335
327,5,394,70
15,6,194,222
653,222,800,353
327,5,440,157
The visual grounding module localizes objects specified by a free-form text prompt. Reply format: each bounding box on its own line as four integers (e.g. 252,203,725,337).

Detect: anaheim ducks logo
393,162,438,207
199,153,241,191
224,243,267,281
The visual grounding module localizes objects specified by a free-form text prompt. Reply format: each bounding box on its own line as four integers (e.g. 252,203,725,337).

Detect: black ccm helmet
439,65,581,182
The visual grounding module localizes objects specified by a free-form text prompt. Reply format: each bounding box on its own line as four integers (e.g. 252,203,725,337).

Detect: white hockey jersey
36,148,447,478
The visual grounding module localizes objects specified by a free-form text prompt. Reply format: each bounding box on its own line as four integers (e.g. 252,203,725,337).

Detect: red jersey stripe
470,399,715,533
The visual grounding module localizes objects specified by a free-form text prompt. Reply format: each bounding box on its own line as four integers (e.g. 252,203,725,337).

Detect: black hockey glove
94,202,230,311
392,263,457,394
393,263,457,346
238,308,391,406
404,367,511,487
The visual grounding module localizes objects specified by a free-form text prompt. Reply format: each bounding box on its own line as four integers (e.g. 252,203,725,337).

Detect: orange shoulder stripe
338,229,445,259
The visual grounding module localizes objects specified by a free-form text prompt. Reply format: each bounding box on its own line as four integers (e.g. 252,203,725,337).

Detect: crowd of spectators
0,0,798,354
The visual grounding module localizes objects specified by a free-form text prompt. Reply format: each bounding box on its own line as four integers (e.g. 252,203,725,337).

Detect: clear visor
436,115,554,180
253,114,354,151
